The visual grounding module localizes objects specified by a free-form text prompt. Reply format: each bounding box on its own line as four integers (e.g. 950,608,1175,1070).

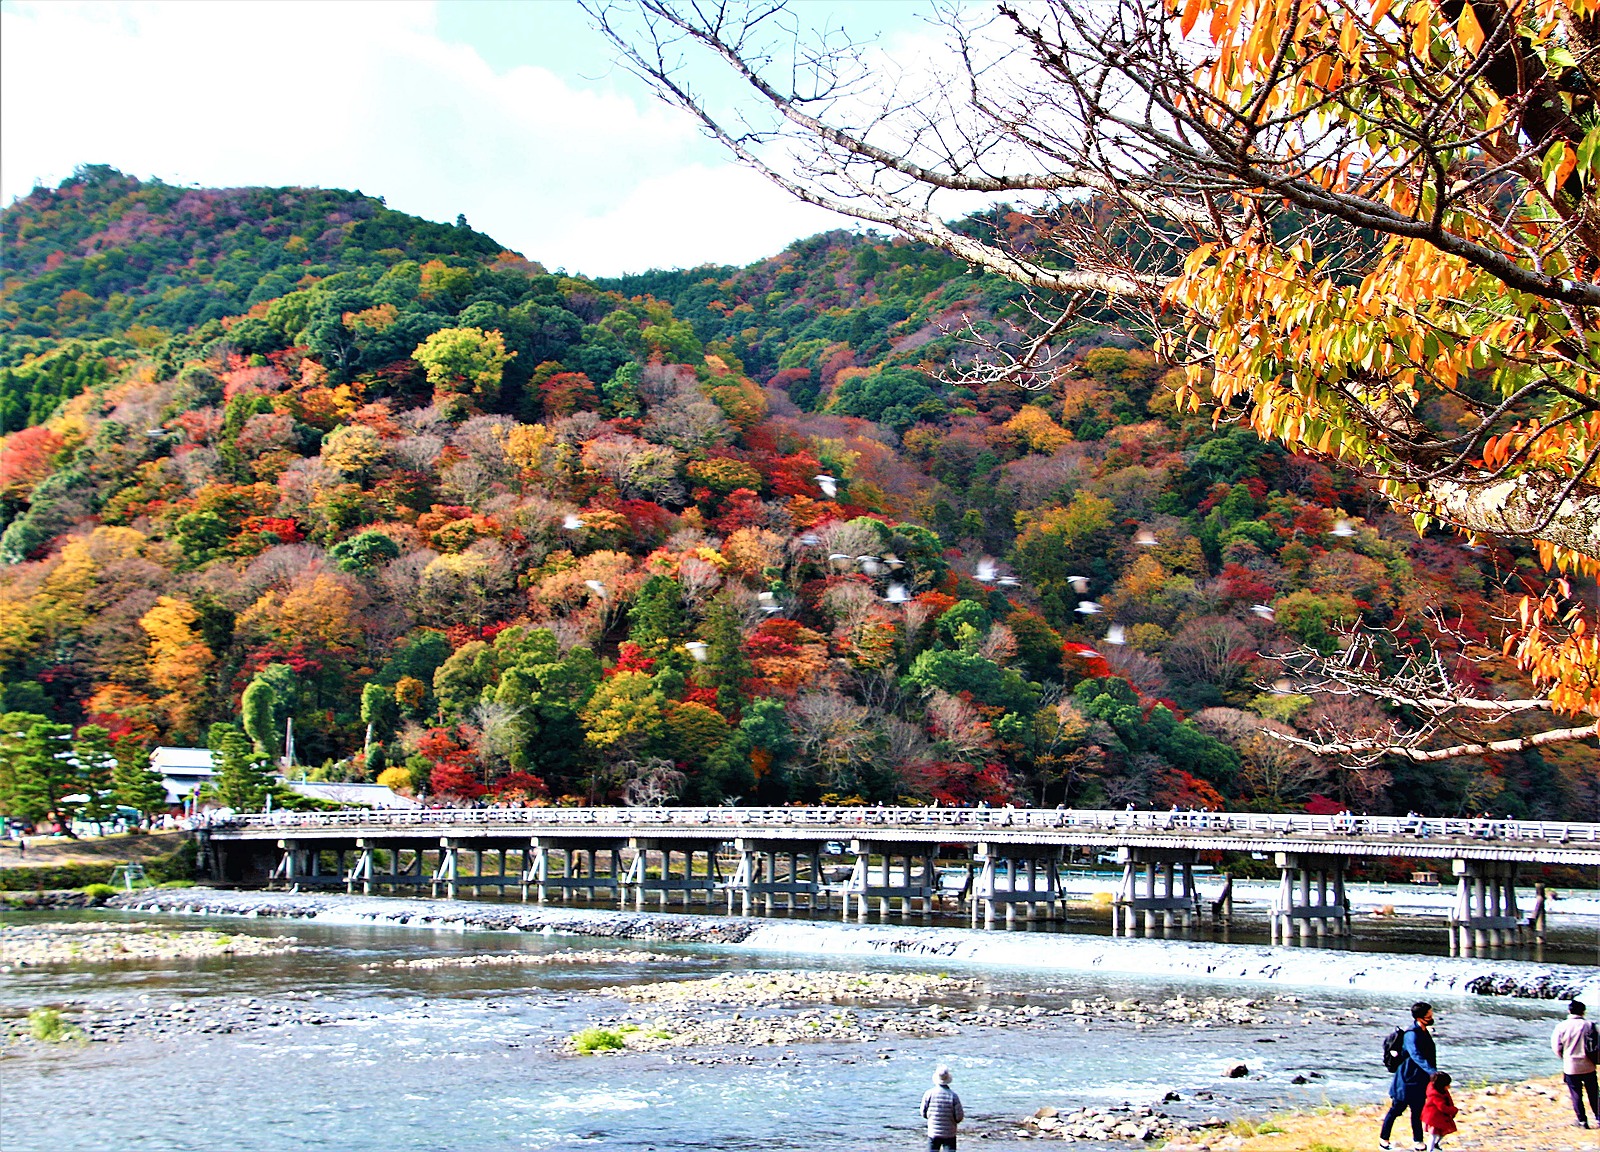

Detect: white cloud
0,0,856,274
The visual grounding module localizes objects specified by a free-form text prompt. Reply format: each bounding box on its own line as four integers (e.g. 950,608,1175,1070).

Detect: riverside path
201,806,1600,953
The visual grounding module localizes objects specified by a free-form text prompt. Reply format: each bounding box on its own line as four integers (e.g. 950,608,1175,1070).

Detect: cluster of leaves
0,172,1587,819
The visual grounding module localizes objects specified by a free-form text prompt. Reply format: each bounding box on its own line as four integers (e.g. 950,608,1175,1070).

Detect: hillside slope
0,170,1588,828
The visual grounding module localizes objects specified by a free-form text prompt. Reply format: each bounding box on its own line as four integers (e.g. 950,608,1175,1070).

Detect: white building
149,746,215,806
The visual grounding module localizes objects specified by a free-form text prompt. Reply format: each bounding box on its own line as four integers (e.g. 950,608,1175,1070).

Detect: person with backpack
1552,999,1600,1128
1380,1002,1438,1150
920,1065,965,1151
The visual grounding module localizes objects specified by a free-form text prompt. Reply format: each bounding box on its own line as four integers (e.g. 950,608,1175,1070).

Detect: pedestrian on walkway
920,1065,964,1151
1552,999,1600,1128
1380,1001,1438,1150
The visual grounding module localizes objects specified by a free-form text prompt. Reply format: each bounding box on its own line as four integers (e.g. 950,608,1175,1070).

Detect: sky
0,0,935,277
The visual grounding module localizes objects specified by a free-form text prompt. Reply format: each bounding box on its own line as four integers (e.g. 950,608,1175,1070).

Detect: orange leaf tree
593,0,1600,757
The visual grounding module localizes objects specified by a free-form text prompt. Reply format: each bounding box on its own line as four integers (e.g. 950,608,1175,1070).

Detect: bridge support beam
1450,858,1522,953
1270,853,1350,944
840,841,935,922
346,840,375,894
431,837,459,899
972,843,1063,929
1113,847,1199,937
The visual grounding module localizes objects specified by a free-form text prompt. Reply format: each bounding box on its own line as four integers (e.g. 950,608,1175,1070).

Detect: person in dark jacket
1380,1002,1439,1150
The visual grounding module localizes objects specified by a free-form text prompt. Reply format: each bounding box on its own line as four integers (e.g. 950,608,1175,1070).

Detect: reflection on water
0,910,1585,1151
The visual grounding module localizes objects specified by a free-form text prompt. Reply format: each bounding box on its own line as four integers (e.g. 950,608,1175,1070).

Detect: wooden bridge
202,806,1600,953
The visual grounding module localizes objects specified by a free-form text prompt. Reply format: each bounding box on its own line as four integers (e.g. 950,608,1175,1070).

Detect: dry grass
1235,1076,1600,1151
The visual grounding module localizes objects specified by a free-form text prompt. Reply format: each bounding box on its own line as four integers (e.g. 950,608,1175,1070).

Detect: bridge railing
216,806,1600,844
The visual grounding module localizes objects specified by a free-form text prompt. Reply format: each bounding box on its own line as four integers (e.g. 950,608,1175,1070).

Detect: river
1,893,1595,1151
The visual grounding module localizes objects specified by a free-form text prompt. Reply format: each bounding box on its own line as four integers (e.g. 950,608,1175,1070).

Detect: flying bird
996,575,1021,588
1135,528,1159,547
884,583,910,604
1068,575,1091,594
975,558,998,583
882,553,904,569
684,641,709,663
563,514,586,530
1075,600,1104,615
1271,678,1295,695
584,579,608,599
814,474,839,499
798,533,822,547
1071,647,1103,660
1104,623,1127,645
828,553,853,567
1331,519,1356,537
1250,604,1276,620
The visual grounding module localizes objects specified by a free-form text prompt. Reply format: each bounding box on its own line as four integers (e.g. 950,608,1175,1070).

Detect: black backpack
1382,1026,1407,1072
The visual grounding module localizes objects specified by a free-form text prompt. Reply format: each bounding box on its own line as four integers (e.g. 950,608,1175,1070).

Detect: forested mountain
1,168,1588,824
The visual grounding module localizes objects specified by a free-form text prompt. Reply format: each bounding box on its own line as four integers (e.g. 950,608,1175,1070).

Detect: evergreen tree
211,730,275,811
241,676,281,761
112,740,168,821
73,724,118,829
627,575,689,651
6,719,76,832
701,595,752,716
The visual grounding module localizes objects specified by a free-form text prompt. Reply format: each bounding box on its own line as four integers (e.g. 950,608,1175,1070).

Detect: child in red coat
1421,1071,1458,1150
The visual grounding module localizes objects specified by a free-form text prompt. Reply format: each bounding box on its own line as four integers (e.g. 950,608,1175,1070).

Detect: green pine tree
211,730,275,811
112,740,168,821
73,724,118,829
7,719,76,833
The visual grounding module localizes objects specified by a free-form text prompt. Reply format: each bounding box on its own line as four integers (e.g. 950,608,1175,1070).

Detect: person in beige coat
1552,999,1600,1128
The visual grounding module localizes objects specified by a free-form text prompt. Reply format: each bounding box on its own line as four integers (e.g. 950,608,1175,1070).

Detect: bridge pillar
347,840,375,895
521,840,549,903
1270,853,1349,944
432,837,459,899
1114,847,1199,937
1450,858,1522,952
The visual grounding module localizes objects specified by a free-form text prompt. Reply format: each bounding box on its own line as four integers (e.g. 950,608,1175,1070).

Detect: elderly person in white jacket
920,1065,965,1151
1552,999,1600,1128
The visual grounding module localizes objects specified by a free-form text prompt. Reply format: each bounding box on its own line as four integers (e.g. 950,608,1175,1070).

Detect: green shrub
0,840,196,892
80,883,118,902
27,1007,83,1043
157,879,196,888
572,1026,628,1053
0,863,115,891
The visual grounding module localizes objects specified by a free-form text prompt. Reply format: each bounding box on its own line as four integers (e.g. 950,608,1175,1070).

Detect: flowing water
0,900,1593,1152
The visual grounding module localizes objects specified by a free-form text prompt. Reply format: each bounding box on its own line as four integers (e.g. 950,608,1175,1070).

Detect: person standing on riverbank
1380,1002,1438,1150
920,1065,964,1151
1421,1072,1457,1150
1552,999,1600,1128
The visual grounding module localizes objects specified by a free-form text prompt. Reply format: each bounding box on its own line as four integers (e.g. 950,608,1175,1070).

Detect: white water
738,918,1600,1003
126,890,1600,1004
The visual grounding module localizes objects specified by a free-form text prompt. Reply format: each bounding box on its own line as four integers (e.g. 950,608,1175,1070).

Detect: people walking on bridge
920,1065,964,1150
1552,999,1600,1128
1380,1001,1438,1150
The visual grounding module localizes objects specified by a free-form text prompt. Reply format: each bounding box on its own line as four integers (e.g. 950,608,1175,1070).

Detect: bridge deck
210,807,1600,866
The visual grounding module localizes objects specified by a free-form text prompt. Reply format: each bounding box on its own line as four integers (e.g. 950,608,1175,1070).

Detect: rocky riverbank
568,968,1350,1066
1225,1076,1600,1151
1,921,297,969
1,991,363,1048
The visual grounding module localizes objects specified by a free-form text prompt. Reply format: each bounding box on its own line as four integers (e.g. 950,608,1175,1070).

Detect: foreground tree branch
1275,723,1600,764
